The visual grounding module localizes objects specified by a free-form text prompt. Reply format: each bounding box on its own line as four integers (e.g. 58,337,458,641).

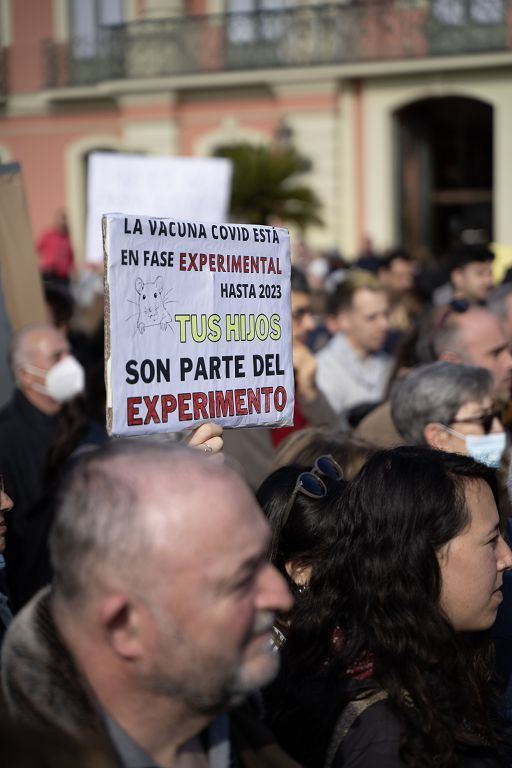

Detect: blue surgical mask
441,425,507,468
464,432,507,469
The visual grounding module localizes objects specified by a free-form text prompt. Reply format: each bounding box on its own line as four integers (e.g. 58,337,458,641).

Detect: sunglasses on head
284,455,344,525
451,409,502,435
268,455,344,563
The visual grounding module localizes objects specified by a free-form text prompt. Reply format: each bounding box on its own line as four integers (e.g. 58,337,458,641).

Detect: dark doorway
395,96,493,259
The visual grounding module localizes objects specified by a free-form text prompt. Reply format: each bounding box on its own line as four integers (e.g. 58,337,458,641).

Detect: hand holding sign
186,422,224,455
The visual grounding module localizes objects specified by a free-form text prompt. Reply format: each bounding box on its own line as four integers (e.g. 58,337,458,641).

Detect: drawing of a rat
135,276,172,334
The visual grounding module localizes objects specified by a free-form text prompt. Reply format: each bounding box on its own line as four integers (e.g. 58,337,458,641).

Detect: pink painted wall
179,92,338,156
10,0,53,93
0,113,122,239
186,0,209,15
2,0,340,250
0,84,337,239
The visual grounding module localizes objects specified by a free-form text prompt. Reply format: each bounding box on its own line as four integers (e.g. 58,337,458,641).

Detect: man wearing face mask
0,325,84,611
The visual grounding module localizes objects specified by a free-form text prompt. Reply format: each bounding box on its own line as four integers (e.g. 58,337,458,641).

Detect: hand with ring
185,422,223,457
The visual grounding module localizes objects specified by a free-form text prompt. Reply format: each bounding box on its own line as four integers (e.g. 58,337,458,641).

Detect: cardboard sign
0,163,46,332
86,152,232,264
0,163,47,407
103,213,294,436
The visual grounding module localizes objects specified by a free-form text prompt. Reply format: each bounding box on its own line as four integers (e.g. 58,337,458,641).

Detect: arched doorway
395,96,493,258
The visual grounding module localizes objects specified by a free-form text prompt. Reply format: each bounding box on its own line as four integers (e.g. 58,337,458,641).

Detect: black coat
0,389,60,610
265,672,506,768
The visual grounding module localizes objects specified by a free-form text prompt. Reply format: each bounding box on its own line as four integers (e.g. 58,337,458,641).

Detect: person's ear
98,593,145,660
424,422,449,450
285,561,311,589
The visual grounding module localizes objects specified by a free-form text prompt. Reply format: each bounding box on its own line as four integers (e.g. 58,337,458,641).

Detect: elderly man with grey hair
1,440,294,768
391,361,506,468
0,324,85,610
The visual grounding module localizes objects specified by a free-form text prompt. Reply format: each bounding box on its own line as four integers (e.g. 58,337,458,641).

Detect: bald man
432,307,512,404
2,441,294,768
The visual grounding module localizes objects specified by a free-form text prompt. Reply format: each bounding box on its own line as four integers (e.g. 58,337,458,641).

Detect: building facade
1,0,511,263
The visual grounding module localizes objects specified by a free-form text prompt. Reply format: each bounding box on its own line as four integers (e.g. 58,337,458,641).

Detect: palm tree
213,142,323,230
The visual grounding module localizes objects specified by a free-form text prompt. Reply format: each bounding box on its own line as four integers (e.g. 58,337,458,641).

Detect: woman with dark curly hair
266,446,512,767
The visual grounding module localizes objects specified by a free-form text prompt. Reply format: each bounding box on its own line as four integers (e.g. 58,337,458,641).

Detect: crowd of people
1,232,512,767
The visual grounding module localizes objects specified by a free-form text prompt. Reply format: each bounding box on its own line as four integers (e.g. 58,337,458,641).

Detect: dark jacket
265,672,505,768
0,390,60,538
0,390,60,609
331,697,504,768
1,588,301,768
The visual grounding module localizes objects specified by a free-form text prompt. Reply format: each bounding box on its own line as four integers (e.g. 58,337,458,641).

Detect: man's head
11,325,84,415
431,307,512,402
290,266,315,344
328,269,389,355
50,441,291,716
377,249,415,296
488,282,512,342
449,245,494,305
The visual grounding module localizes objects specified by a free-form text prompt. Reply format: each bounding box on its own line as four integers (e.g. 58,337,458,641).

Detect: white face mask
441,425,507,468
25,356,85,403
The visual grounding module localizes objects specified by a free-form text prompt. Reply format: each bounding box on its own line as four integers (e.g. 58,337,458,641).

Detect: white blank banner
86,152,232,264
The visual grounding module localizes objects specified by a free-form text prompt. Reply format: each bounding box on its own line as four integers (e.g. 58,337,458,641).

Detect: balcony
41,1,512,89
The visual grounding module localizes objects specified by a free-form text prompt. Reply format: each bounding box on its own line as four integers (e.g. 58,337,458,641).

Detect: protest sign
0,163,46,332
86,152,232,264
0,163,46,406
104,213,294,436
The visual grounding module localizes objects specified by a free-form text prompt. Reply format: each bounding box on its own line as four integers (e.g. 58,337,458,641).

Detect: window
70,0,123,58
470,0,504,23
227,0,288,44
432,0,504,26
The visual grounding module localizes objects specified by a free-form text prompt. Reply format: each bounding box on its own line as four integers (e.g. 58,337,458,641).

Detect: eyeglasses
268,455,344,563
292,306,312,321
451,409,503,435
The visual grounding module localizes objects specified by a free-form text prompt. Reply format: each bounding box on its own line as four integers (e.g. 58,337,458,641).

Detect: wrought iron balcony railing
42,1,512,89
